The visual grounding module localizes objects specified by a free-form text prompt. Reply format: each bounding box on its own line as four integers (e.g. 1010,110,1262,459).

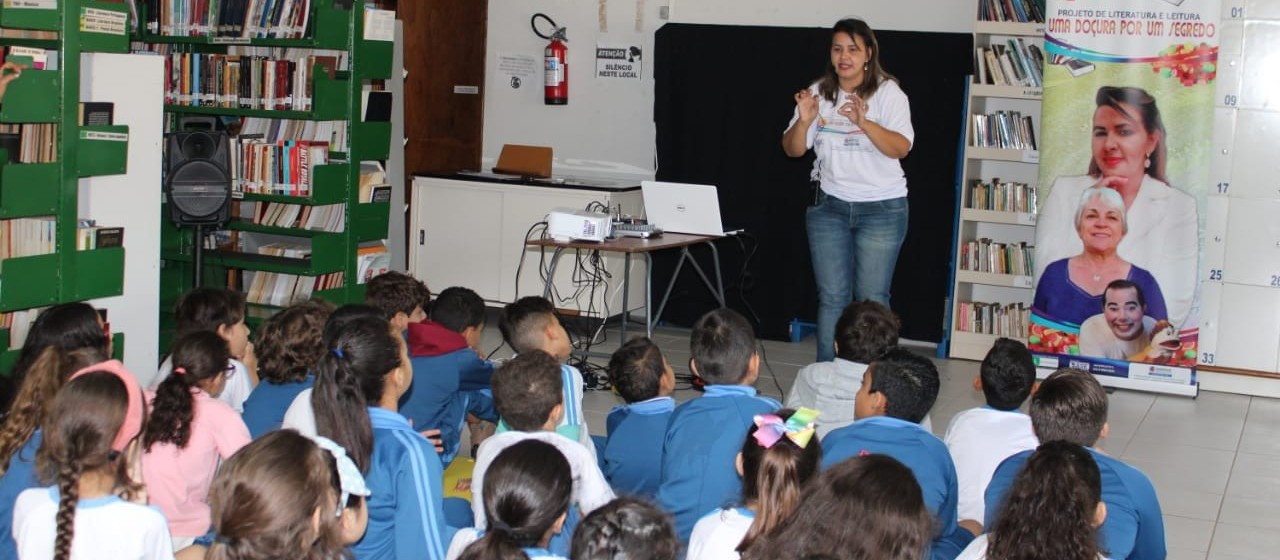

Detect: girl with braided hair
570,497,677,560
450,439,573,560
13,363,171,559
141,331,251,549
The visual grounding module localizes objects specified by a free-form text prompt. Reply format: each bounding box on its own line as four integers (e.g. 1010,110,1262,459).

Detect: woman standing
783,18,914,362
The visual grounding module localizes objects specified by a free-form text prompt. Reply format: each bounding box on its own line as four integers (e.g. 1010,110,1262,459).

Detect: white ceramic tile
1165,515,1216,552
1130,393,1247,452
1167,548,1207,560
1209,523,1280,558
1106,389,1157,441
1213,284,1280,372
1122,443,1235,496
1218,494,1280,530
1097,434,1133,458
1246,0,1280,21
1230,109,1280,201
1153,488,1224,522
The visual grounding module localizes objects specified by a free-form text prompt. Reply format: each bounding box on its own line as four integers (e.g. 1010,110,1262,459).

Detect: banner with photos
1030,0,1219,393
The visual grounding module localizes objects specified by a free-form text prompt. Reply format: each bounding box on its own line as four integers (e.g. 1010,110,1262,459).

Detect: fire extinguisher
533,13,568,105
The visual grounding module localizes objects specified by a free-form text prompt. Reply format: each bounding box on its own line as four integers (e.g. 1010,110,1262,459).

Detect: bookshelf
0,1,135,373
946,2,1045,360
146,1,394,342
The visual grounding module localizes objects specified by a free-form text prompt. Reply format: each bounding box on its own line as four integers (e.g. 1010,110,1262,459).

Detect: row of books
157,51,339,111
978,0,1045,23
355,241,389,284
966,179,1038,214
245,270,342,306
144,0,315,39
975,40,1043,87
960,238,1035,276
972,111,1037,151
955,301,1030,337
238,201,344,231
0,217,56,260
0,124,56,164
0,308,46,350
230,136,330,195
234,117,348,155
75,220,124,250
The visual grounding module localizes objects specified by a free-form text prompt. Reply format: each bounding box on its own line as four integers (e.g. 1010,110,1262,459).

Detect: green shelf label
81,7,127,36
4,0,56,9
80,130,128,142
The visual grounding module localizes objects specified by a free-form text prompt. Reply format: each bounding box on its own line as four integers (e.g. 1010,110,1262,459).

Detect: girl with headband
14,363,172,559
142,331,251,550
688,408,822,559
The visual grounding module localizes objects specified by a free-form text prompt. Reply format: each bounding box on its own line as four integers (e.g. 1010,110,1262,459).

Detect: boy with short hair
401,286,499,464
153,288,258,412
656,308,780,542
786,300,910,438
471,350,615,555
943,337,1040,525
601,337,676,497
496,296,590,452
984,368,1165,560
820,347,974,559
365,270,430,333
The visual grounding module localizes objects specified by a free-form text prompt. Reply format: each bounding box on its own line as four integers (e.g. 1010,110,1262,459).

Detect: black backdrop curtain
651,24,973,343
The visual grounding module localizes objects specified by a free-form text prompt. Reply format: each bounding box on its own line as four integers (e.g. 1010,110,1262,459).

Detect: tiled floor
476,317,1277,560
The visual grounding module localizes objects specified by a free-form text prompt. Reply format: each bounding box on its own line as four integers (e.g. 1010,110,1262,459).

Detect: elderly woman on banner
1033,86,1197,328
1033,186,1169,328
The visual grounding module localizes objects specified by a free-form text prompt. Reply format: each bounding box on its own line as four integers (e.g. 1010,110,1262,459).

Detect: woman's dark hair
255,300,333,384
173,287,246,337
0,303,109,474
741,454,934,560
834,301,899,363
737,408,823,552
312,315,400,472
208,430,348,560
36,371,134,560
571,497,678,560
1089,85,1168,184
145,331,230,450
816,18,896,104
460,439,572,560
987,441,1104,560
606,337,665,403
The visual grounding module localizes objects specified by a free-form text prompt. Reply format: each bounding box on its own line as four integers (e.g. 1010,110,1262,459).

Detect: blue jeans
806,193,908,362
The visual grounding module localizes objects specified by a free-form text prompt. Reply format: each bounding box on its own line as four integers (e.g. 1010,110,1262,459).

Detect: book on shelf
153,50,342,112
357,160,387,202
356,240,389,284
78,102,115,126
0,307,48,350
960,238,1034,276
237,201,344,231
0,124,58,163
974,41,1043,87
361,90,392,122
4,46,51,70
0,27,57,41
956,301,1030,337
978,0,1045,23
75,220,124,250
967,178,1038,214
230,135,330,196
0,217,57,260
244,270,343,306
971,111,1037,151
144,0,315,39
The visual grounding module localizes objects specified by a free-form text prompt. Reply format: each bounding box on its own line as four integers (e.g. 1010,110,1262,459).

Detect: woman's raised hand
838,94,869,126
794,89,819,122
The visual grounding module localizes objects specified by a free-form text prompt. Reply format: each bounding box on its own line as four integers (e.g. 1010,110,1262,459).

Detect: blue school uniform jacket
821,416,975,560
984,447,1165,560
401,320,496,464
353,407,455,560
0,431,41,560
603,396,675,497
240,374,314,438
656,385,779,542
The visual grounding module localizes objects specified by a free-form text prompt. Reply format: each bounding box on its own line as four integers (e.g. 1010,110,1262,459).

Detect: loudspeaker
165,131,231,227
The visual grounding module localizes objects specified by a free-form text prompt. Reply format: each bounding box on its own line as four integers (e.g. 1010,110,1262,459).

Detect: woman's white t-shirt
13,487,174,560
687,507,755,560
787,79,914,202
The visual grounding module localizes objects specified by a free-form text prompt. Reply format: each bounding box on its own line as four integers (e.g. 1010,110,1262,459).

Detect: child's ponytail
737,408,822,552
312,315,400,472
459,440,572,560
146,331,230,450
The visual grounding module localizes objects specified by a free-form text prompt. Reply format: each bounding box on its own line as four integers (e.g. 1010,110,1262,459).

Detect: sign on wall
595,44,642,79
1031,0,1220,395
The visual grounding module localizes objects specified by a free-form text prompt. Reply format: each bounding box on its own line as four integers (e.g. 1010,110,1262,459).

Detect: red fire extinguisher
533,14,568,105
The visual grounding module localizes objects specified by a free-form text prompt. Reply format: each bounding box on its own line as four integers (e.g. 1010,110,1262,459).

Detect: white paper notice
497,53,538,90
363,8,395,42
81,7,128,36
595,45,642,80
4,0,56,9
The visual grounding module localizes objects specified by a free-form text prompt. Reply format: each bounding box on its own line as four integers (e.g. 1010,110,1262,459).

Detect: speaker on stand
164,124,231,288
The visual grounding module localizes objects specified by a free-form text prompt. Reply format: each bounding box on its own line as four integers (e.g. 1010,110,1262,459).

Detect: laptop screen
640,181,727,236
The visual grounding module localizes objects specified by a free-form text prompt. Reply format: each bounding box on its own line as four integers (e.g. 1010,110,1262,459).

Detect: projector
547,208,612,242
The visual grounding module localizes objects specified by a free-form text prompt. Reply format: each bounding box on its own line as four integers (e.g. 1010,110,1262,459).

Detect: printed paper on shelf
80,7,127,36
3,0,56,9
1030,0,1218,390
363,8,394,42
80,130,127,142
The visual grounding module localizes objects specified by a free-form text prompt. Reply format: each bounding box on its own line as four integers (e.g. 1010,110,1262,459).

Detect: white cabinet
1213,284,1280,372
409,175,645,317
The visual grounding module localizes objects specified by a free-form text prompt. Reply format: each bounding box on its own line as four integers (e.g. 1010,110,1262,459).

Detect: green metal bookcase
0,1,133,373
147,1,393,348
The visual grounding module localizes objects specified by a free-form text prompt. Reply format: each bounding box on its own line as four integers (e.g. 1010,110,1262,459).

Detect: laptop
640,181,739,237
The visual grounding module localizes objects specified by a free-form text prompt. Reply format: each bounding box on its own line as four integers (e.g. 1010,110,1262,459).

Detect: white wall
482,1,972,180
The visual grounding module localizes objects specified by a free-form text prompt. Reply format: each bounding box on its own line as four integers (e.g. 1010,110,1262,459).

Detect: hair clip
309,435,371,517
173,367,187,375
752,407,820,449
332,348,346,359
